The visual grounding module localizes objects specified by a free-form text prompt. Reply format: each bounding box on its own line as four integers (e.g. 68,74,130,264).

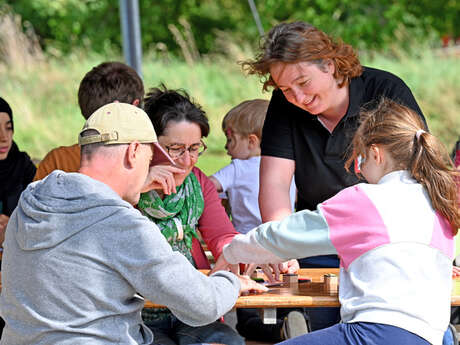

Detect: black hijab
0,97,36,216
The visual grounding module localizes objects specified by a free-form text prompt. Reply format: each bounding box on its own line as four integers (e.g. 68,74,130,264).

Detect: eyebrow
167,141,201,147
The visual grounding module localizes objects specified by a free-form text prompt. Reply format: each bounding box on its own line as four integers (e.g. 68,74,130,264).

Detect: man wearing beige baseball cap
0,102,267,345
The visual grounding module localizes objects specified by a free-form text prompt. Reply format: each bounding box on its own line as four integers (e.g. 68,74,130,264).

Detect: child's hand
210,256,268,294
244,263,282,283
210,254,239,276
278,259,300,274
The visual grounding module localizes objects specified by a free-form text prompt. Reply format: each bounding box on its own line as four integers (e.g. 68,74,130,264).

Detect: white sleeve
212,162,236,193
223,209,337,264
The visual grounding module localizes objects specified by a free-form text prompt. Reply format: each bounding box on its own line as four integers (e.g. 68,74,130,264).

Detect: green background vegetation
4,0,459,55
0,1,459,175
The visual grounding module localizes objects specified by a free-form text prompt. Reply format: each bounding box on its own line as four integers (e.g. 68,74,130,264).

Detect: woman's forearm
259,156,295,222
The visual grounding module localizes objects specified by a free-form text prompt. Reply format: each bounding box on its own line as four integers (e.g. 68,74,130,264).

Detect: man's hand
237,275,268,295
141,165,185,195
210,255,268,294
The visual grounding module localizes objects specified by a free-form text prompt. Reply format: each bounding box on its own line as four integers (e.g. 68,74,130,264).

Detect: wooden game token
283,273,299,284
324,273,338,293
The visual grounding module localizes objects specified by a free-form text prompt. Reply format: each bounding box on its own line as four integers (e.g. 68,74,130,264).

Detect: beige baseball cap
78,102,175,165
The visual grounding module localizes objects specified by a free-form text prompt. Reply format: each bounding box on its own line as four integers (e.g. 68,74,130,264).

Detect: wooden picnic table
145,268,460,308
1,268,459,309
143,268,340,309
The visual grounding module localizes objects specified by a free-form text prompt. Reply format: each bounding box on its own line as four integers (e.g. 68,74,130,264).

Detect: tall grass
0,11,458,175
361,50,460,152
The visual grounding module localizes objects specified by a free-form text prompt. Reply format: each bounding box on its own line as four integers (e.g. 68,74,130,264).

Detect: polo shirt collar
301,73,364,123
344,74,364,120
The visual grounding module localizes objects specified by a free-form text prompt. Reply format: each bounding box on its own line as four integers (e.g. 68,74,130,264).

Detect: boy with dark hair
33,61,144,180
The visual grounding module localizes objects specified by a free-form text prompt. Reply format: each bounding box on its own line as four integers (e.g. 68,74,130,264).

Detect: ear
370,144,384,165
125,142,141,168
248,134,260,148
132,99,140,107
325,59,335,74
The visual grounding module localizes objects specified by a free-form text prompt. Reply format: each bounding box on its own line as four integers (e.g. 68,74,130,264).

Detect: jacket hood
13,170,132,251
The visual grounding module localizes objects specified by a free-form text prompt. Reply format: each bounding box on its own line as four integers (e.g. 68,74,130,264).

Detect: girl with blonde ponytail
212,97,457,345
346,97,460,232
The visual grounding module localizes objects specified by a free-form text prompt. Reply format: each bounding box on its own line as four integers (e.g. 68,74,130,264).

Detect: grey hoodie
0,171,240,345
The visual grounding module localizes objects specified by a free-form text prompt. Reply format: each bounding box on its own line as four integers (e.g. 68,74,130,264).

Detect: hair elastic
415,129,426,140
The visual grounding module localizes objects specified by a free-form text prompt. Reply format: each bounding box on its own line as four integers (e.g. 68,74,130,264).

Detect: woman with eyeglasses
137,85,244,345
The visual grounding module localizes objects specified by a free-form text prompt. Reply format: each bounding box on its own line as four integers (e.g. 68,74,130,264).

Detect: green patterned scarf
138,172,205,322
138,172,204,251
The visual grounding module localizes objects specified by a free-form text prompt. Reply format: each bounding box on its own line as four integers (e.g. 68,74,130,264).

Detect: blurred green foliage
3,0,459,57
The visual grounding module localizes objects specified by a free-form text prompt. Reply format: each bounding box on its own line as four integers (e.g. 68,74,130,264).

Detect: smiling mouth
303,96,315,106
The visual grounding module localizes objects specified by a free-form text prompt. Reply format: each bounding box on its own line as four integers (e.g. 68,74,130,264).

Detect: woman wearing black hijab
0,97,36,246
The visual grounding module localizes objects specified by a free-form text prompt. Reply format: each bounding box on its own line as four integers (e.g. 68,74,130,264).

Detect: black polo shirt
261,66,426,211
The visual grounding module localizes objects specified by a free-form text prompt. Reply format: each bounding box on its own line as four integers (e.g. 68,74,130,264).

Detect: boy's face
224,127,252,160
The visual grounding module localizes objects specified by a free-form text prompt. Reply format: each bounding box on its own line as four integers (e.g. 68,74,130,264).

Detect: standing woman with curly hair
243,21,427,330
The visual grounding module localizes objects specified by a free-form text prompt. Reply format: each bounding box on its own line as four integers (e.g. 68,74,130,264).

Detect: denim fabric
277,322,430,345
443,327,454,345
305,307,340,331
442,324,458,345
147,313,244,345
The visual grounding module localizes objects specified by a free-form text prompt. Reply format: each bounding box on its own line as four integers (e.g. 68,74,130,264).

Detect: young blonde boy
210,99,296,233
210,100,303,341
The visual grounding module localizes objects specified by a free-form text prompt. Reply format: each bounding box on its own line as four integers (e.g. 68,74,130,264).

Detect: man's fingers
238,275,268,294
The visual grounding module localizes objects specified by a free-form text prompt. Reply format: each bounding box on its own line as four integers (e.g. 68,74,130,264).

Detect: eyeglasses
164,140,207,160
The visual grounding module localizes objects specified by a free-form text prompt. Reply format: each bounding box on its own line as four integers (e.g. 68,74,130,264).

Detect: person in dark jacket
0,97,36,246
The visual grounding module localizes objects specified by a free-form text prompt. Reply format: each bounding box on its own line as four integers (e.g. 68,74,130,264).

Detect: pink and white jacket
223,171,454,345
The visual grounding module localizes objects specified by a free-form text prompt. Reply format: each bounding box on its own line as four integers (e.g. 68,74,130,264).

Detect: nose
293,88,305,104
177,149,193,167
0,127,6,141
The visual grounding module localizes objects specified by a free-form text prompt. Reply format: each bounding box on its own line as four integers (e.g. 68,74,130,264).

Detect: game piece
283,273,299,284
324,273,338,293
